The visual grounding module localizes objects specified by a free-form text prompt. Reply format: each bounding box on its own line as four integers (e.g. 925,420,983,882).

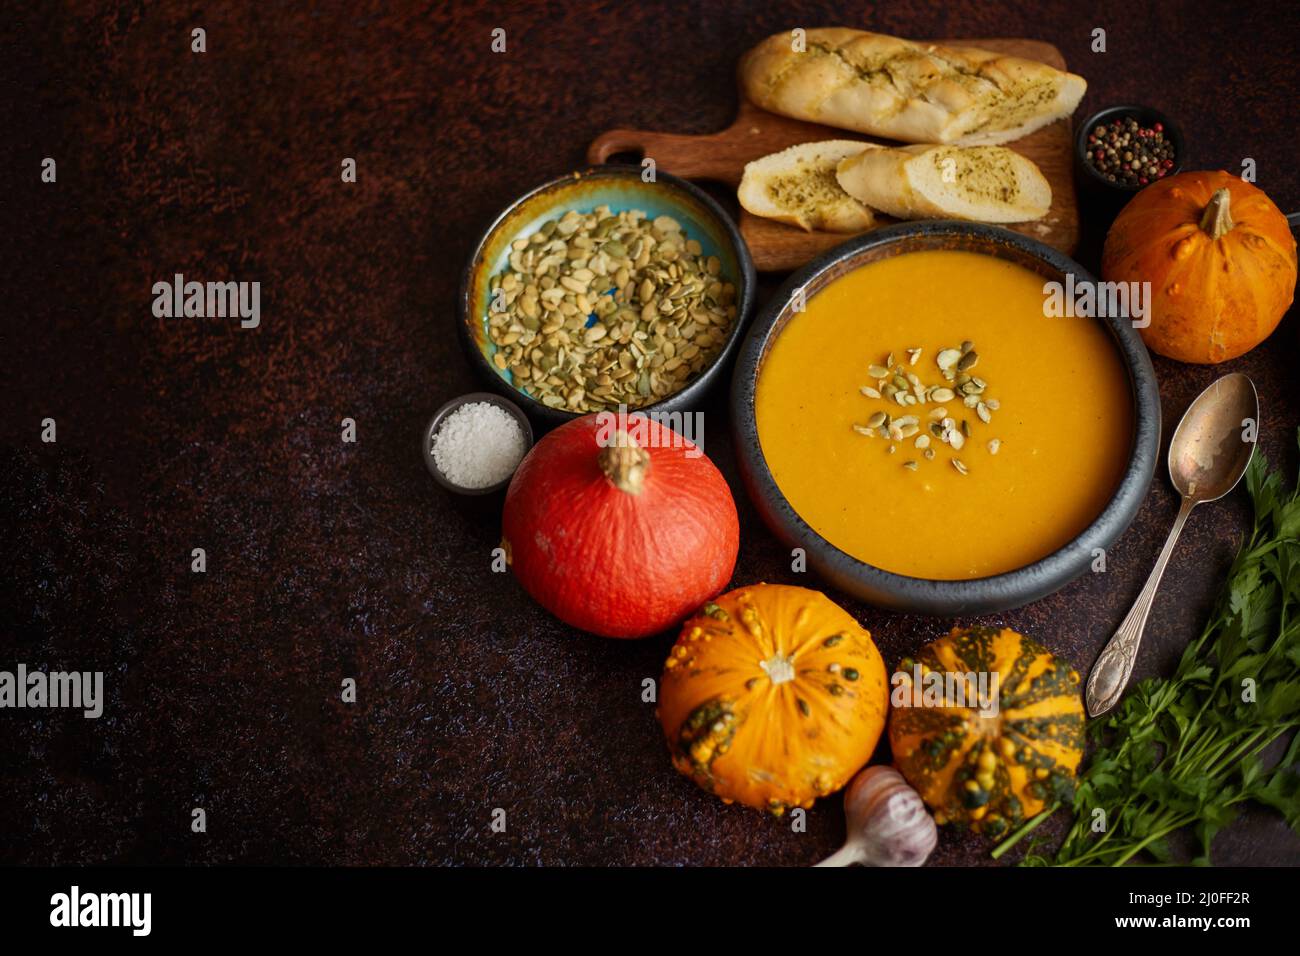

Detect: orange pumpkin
1102,170,1297,364
657,584,888,815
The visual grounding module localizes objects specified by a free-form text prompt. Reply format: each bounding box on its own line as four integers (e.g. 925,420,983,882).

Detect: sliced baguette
738,140,880,232
835,144,1051,223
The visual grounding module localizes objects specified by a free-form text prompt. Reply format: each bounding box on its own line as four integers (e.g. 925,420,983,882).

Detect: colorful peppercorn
1085,115,1176,187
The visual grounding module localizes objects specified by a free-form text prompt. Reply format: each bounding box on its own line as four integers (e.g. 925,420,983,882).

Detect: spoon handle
1086,497,1197,717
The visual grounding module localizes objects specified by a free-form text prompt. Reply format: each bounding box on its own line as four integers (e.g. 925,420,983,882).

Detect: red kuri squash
502,413,739,638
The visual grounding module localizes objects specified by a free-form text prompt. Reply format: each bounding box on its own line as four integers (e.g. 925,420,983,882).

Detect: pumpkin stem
1198,188,1235,240
760,653,796,685
598,429,650,495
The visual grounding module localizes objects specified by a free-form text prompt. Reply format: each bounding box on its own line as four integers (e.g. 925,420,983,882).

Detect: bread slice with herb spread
738,140,880,232
740,29,1086,146
836,144,1051,223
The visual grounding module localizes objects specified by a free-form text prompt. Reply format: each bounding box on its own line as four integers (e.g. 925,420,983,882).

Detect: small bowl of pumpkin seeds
459,165,756,424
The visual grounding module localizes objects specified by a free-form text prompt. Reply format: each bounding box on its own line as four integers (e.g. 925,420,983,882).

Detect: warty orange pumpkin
657,584,889,815
1102,170,1297,364
888,626,1084,839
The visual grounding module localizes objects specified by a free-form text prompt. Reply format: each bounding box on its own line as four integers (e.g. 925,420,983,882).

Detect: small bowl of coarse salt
424,392,533,495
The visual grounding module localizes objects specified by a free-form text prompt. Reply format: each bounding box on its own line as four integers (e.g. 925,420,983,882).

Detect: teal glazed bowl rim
730,221,1162,616
459,165,757,428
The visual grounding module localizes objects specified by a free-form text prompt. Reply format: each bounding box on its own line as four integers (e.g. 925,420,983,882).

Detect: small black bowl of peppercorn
1074,105,1184,217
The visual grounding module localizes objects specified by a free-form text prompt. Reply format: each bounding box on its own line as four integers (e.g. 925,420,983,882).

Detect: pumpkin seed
952,458,969,475
903,460,919,471
936,348,962,371
988,439,1001,455
848,337,1004,471
488,206,735,411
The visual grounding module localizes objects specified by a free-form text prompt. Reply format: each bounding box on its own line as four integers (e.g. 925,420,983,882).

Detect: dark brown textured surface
1,1,1297,866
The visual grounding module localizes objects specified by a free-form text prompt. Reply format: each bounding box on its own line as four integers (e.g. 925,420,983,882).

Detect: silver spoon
1086,373,1259,717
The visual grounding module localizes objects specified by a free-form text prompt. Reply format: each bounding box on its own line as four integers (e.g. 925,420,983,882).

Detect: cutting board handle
587,127,745,186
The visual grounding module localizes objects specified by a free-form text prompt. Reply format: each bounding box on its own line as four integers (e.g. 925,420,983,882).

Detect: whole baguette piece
836,144,1051,222
738,140,880,232
740,28,1086,145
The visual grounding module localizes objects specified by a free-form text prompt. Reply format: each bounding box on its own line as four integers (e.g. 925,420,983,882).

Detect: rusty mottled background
1,1,1298,865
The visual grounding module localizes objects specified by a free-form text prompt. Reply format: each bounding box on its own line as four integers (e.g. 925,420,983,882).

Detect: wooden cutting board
588,39,1079,272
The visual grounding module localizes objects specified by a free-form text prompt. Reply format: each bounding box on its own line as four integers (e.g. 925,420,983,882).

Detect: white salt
431,401,527,489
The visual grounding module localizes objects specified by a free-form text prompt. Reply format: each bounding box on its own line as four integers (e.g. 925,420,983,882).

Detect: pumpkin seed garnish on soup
487,206,738,411
851,340,1001,474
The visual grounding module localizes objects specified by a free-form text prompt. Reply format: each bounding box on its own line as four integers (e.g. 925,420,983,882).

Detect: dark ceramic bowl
1074,105,1185,217
423,392,533,496
731,221,1161,616
459,165,757,429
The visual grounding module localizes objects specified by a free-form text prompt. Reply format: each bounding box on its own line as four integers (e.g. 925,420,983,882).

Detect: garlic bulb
815,765,938,867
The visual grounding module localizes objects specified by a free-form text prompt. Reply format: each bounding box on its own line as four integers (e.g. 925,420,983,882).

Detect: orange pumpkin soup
756,250,1133,580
